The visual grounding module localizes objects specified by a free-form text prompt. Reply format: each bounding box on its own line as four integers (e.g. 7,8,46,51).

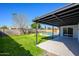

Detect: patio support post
36,22,38,45
52,26,54,39
59,27,60,36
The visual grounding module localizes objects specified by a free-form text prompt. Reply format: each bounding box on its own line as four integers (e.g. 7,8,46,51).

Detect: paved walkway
37,36,79,56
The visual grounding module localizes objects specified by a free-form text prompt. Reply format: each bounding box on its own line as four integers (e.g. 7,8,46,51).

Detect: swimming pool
42,32,52,36
41,32,59,36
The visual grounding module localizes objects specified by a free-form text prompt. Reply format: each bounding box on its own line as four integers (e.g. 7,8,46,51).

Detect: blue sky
0,3,67,27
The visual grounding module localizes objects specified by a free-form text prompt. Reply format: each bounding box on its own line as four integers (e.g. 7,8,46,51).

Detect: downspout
36,22,38,45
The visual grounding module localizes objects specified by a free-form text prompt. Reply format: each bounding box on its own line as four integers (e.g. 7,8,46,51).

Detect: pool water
42,32,52,36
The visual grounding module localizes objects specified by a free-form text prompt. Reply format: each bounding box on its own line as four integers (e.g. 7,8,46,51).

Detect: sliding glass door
63,27,73,37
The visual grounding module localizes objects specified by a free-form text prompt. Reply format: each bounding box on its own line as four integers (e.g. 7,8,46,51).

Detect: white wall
73,25,78,38
60,25,78,39
60,27,63,36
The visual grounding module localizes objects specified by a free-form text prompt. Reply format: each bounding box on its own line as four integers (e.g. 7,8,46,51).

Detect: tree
0,26,8,32
0,26,8,29
12,13,28,34
31,23,41,29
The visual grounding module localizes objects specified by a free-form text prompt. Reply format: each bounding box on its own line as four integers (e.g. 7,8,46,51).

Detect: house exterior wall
78,24,79,42
60,25,78,39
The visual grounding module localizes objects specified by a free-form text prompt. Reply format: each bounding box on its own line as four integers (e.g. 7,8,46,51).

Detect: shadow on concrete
52,36,79,56
0,31,32,56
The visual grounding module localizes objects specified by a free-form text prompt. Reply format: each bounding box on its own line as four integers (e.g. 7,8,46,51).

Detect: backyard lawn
0,33,47,56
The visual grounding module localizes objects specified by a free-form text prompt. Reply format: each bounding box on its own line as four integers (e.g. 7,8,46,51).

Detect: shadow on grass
38,36,53,44
0,31,32,56
41,35,59,40
38,35,59,44
42,36,53,40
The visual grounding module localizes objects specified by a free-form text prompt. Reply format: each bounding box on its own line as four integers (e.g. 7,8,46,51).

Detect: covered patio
33,4,79,56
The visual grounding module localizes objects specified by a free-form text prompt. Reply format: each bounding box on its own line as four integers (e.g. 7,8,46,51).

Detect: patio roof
33,4,79,26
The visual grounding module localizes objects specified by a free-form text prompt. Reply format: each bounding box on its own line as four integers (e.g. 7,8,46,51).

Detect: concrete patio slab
37,36,79,56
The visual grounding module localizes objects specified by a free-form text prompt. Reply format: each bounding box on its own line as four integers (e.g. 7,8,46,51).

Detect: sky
0,3,67,27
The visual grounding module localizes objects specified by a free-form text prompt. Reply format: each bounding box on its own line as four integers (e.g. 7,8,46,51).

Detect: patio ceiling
33,4,79,26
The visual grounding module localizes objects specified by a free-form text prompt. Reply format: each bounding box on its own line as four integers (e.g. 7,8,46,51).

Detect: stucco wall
60,25,78,39
78,24,79,42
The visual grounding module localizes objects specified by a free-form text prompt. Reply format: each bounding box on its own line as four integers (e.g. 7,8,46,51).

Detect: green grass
0,33,47,56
